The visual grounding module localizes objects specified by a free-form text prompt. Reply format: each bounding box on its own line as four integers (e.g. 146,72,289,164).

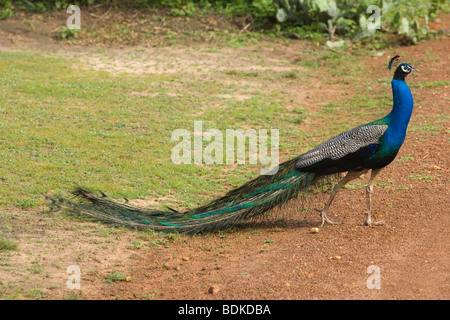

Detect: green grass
104,271,128,283
410,80,449,89
0,51,252,209
0,238,18,252
409,174,441,182
0,48,395,212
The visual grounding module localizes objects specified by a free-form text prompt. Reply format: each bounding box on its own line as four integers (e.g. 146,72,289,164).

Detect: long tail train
52,156,333,234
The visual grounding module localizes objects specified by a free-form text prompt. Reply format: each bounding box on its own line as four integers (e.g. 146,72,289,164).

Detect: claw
363,217,384,226
315,209,341,227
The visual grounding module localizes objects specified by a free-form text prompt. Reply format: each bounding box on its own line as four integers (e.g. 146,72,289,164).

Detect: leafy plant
0,0,13,20
169,1,197,16
5,0,448,44
104,271,128,283
380,0,443,44
274,0,448,44
55,26,79,40
12,0,96,11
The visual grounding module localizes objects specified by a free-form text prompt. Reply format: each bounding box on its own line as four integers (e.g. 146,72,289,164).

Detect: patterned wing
295,124,388,171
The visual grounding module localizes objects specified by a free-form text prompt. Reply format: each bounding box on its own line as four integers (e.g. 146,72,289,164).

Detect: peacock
53,56,418,234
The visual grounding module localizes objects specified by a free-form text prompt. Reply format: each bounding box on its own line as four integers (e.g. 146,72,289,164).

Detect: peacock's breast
363,148,399,169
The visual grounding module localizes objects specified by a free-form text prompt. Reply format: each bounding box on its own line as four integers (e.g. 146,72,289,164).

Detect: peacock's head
388,55,419,81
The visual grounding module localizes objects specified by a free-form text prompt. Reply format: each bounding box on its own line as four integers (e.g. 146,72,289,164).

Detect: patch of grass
279,70,298,79
0,238,18,252
344,183,365,190
27,260,44,274
129,240,146,250
63,291,83,300
55,26,79,40
0,283,22,300
224,70,260,78
396,156,415,162
104,271,128,283
409,121,441,134
23,288,46,299
409,174,441,182
411,80,449,89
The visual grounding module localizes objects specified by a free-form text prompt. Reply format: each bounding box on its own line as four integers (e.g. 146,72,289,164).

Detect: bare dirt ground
0,8,448,300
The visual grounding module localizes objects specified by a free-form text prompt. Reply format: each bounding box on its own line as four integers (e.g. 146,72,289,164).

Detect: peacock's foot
363,216,384,226
315,209,341,227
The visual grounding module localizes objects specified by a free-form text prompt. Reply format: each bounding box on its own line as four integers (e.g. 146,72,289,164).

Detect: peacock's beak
411,66,419,72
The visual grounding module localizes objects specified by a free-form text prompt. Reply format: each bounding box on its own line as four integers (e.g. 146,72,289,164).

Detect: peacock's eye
401,65,411,73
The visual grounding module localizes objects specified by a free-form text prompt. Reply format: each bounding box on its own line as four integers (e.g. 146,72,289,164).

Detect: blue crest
388,55,400,70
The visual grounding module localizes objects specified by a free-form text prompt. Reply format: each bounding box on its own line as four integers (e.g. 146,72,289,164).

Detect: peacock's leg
363,168,384,226
316,169,368,227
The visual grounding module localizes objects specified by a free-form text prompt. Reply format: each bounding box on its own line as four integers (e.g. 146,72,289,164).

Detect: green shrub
4,0,449,43
55,25,80,40
0,0,13,20
274,0,448,43
11,0,96,12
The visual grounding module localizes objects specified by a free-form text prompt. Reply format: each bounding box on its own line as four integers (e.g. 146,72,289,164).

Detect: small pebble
331,255,342,261
310,227,320,233
208,286,219,294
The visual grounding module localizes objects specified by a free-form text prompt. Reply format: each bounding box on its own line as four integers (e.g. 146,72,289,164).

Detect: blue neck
383,79,414,149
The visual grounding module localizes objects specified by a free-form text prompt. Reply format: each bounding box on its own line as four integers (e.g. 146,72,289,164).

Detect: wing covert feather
295,124,388,170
